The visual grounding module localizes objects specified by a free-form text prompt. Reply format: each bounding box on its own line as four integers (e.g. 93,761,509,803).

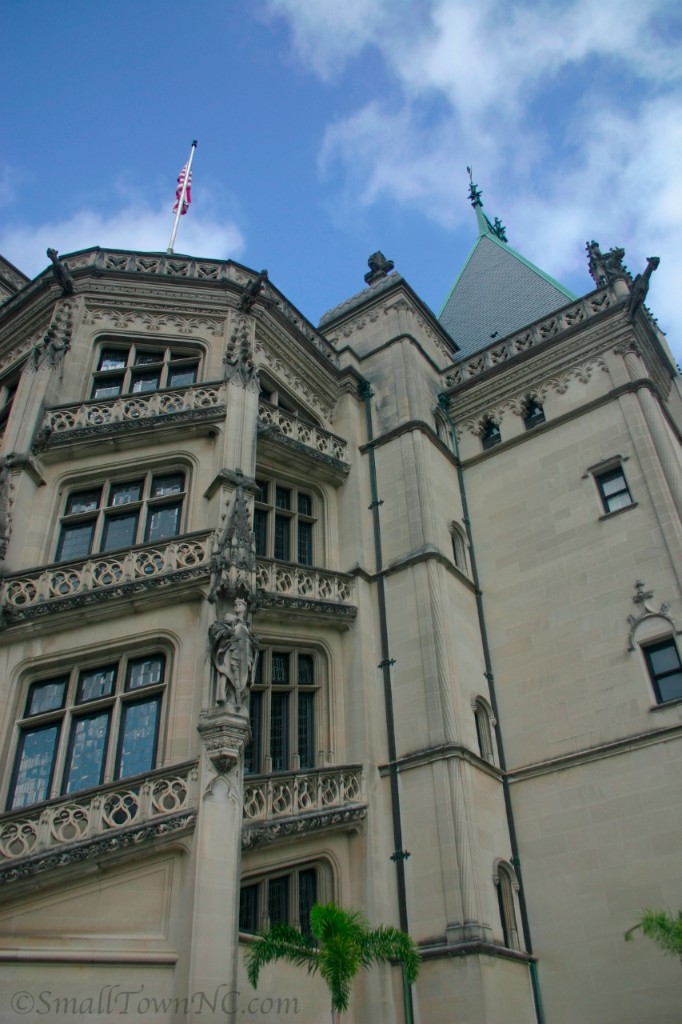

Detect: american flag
173,163,192,215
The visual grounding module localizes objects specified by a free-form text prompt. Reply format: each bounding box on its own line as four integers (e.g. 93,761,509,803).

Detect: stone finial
46,248,75,296
586,241,631,287
626,579,676,651
364,251,394,285
208,472,257,602
31,301,73,372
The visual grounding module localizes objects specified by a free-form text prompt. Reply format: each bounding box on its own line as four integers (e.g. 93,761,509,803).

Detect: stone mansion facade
0,190,680,1023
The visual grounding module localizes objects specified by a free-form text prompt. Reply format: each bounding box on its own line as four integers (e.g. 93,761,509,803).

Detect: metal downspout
360,380,415,1024
438,395,545,1024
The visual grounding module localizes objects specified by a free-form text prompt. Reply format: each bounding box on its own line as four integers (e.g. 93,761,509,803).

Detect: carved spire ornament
31,300,73,372
364,251,394,285
208,471,257,603
585,241,631,287
627,256,660,321
223,316,259,388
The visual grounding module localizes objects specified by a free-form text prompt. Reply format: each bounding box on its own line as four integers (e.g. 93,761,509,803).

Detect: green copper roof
439,181,576,358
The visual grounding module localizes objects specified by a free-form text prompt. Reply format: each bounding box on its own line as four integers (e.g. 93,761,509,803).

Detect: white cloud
268,0,682,361
0,204,245,280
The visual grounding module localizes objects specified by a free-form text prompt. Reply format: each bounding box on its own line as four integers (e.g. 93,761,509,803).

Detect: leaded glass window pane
77,665,116,703
239,884,259,933
275,487,291,510
254,510,267,556
10,725,60,808
26,679,67,716
63,711,110,794
99,350,127,371
151,474,184,497
268,877,289,927
244,691,262,775
272,653,290,684
298,521,313,565
57,521,95,561
92,378,123,399
134,351,160,365
298,655,314,686
127,655,165,690
131,372,161,393
66,490,101,515
116,698,160,779
168,366,197,388
270,693,289,772
298,692,315,770
102,511,139,552
299,869,317,936
297,493,312,516
274,515,290,560
110,480,143,506
145,504,181,542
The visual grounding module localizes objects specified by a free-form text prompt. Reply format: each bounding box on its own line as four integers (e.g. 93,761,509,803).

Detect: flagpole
167,140,198,255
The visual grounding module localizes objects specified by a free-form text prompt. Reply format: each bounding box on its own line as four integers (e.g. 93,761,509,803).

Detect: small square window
481,420,501,450
596,467,633,514
643,639,682,704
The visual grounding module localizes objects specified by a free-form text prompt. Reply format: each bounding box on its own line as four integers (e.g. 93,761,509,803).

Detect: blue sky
2,1,681,362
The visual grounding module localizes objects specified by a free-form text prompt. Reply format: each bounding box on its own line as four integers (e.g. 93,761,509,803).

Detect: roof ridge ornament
466,168,507,242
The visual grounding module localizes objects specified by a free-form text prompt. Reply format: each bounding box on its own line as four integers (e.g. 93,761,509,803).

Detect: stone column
187,709,250,1022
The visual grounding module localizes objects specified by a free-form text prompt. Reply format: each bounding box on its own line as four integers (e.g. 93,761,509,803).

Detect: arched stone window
523,396,546,430
493,860,521,950
472,696,496,763
450,522,469,575
481,418,501,451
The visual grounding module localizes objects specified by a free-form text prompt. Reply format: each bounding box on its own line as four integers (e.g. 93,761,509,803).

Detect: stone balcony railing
0,760,199,882
258,401,349,465
1,531,213,621
442,290,614,389
34,382,227,449
256,559,356,617
242,765,366,849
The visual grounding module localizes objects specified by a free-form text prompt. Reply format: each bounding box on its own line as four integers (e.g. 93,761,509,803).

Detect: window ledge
650,696,682,712
598,501,638,521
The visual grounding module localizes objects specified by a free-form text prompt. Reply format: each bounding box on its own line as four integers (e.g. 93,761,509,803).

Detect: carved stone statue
627,256,660,321
31,302,73,372
364,251,395,285
46,248,75,296
209,598,260,708
586,241,630,287
238,269,268,312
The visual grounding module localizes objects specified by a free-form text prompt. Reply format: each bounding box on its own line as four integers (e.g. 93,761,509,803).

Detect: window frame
494,861,521,951
642,638,682,705
239,862,327,936
595,465,634,515
473,697,496,764
244,646,321,776
253,477,318,567
55,469,187,563
6,650,169,811
90,340,201,400
522,396,546,430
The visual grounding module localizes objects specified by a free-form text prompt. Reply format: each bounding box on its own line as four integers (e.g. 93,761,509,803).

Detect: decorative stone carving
223,316,259,388
238,268,268,312
197,707,251,775
208,597,260,709
242,805,367,850
626,579,679,651
31,300,73,372
586,241,631,286
46,248,75,296
0,454,16,566
627,256,660,321
208,473,257,603
364,251,395,285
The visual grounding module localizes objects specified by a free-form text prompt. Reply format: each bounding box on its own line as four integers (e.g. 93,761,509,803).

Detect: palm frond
360,925,421,984
244,924,318,989
624,909,682,957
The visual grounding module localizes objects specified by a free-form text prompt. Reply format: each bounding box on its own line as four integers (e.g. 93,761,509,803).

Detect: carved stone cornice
258,593,357,620
82,298,225,339
254,320,339,425
241,804,367,849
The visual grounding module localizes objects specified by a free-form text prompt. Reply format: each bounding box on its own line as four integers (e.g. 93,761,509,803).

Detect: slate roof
438,205,576,359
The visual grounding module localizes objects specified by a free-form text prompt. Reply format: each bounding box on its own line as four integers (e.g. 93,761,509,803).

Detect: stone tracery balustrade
1,532,213,616
0,761,199,870
37,382,227,445
256,559,355,607
443,291,614,389
243,765,364,824
258,401,349,464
